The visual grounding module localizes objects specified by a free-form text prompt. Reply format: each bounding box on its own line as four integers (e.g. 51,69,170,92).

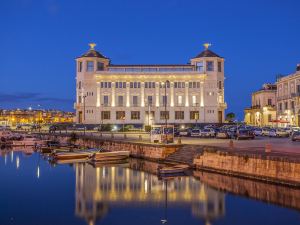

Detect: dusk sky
0,0,299,119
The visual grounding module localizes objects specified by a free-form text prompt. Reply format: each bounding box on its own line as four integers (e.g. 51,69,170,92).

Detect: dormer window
87,61,94,72
206,61,214,71
196,61,204,72
97,62,104,71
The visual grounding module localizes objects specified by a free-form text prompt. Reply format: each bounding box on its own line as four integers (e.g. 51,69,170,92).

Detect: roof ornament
203,43,211,50
89,43,96,50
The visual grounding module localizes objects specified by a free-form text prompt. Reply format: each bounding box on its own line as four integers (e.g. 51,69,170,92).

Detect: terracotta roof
193,49,222,58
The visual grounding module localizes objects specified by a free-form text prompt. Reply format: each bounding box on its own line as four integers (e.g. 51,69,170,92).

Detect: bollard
139,135,142,140
265,143,271,153
229,139,234,148
124,134,127,139
111,133,114,139
177,137,182,144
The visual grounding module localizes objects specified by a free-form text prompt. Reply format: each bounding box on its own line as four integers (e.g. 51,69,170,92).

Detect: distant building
0,109,74,126
244,84,277,126
276,63,300,126
74,43,227,126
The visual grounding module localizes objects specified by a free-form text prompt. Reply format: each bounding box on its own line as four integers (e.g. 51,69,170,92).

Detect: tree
225,112,236,122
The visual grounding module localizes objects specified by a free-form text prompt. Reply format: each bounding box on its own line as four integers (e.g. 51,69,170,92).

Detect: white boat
91,151,130,162
12,135,46,147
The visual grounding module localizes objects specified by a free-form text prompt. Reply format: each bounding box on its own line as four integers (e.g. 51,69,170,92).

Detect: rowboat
53,148,102,163
91,151,130,162
158,164,190,175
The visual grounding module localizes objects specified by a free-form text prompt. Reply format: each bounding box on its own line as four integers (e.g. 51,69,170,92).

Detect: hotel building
244,84,277,126
74,43,227,126
276,63,300,126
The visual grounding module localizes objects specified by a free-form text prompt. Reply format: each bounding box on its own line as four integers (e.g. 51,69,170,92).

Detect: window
160,82,170,88
78,62,82,72
87,61,94,72
218,81,222,89
131,111,140,120
206,61,214,71
100,82,111,88
78,81,82,89
78,96,82,104
267,99,272,106
97,62,104,71
284,102,288,110
160,111,169,120
101,111,110,120
103,96,109,106
196,82,200,88
147,96,153,106
118,96,124,106
279,103,282,111
218,62,222,72
192,96,197,106
268,114,272,122
291,101,295,109
132,96,138,106
177,96,183,106
190,111,199,120
145,82,155,88
162,96,167,106
116,111,125,120
130,82,140,88
116,82,126,88
175,111,184,120
196,61,204,72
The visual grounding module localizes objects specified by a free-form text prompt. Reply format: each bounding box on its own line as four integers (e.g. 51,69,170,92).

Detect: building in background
0,109,74,126
74,43,227,126
244,84,277,126
276,63,300,127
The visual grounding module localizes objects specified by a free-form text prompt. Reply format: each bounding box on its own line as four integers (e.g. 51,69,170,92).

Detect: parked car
216,130,230,139
253,128,262,136
200,128,215,137
191,129,201,137
179,128,191,137
269,128,289,137
236,129,255,140
291,131,300,141
261,128,270,136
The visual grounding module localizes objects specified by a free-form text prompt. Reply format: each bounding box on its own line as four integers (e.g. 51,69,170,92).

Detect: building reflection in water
75,161,225,225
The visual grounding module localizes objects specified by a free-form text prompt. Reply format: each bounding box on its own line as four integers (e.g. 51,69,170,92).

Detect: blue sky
0,0,299,119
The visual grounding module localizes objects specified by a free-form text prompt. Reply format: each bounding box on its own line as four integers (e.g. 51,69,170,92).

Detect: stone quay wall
194,170,300,211
194,148,300,186
42,133,180,161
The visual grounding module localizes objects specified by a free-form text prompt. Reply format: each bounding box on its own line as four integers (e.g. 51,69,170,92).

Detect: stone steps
165,145,204,165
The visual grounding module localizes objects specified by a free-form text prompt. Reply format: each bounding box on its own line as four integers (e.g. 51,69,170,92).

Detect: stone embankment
194,170,300,211
194,147,300,186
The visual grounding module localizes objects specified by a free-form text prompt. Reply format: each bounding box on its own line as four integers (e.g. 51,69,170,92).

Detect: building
75,43,227,126
244,84,277,126
276,63,300,126
0,109,74,126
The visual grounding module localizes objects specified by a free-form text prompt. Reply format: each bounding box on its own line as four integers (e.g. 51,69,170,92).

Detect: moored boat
158,164,190,175
52,148,102,163
91,151,130,162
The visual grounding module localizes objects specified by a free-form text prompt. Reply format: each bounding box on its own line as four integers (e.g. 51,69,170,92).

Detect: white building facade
276,64,300,126
74,43,227,126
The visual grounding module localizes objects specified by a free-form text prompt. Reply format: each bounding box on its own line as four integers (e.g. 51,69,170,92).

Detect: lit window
131,111,140,120
196,61,204,72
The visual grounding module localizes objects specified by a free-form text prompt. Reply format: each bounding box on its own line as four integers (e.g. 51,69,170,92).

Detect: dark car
236,129,255,140
291,131,300,141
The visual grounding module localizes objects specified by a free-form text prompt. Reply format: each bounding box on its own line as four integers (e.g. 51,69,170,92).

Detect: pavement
47,131,300,155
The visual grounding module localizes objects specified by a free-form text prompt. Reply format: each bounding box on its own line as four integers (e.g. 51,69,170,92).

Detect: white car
262,128,270,136
200,128,215,137
269,129,289,137
191,129,201,137
253,128,262,136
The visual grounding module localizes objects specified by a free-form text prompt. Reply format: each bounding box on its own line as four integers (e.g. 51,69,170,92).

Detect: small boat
53,148,102,163
158,164,190,175
12,135,45,147
91,151,130,162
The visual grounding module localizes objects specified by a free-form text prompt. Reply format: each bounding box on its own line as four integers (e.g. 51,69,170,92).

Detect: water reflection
75,160,225,225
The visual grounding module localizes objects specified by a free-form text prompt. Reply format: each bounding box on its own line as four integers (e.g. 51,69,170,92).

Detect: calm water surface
0,150,299,225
